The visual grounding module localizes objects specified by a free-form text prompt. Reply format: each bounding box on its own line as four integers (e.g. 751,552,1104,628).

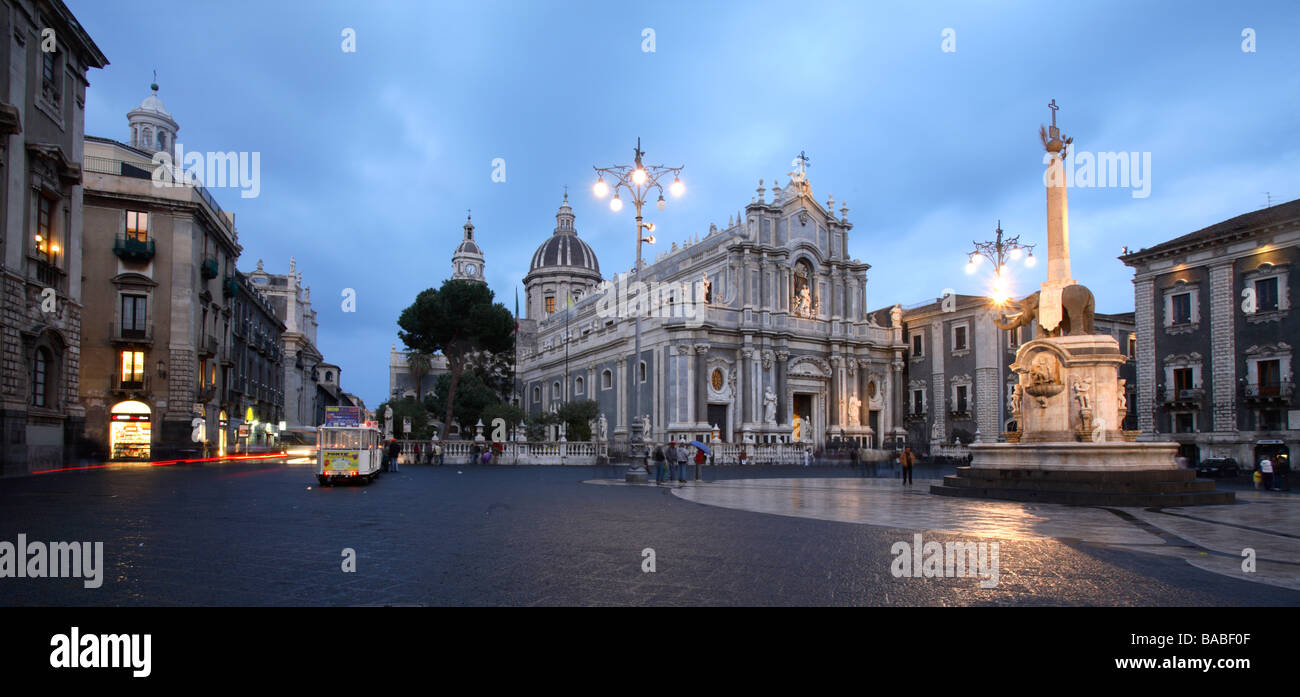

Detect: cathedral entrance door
792,393,814,443
707,404,728,441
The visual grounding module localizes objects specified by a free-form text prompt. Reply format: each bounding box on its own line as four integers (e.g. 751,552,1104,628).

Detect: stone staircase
930,467,1235,506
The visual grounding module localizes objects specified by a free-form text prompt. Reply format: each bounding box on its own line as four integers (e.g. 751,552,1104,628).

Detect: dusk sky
67,0,1300,408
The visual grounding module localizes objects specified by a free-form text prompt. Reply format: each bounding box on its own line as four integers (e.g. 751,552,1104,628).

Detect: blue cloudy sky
68,0,1300,407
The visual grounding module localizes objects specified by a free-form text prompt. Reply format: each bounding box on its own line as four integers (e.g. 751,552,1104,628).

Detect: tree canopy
398,279,514,439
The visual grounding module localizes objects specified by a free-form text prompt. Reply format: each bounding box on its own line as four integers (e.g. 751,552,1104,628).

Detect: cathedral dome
455,238,482,256
527,194,600,275
137,91,170,116
529,234,600,274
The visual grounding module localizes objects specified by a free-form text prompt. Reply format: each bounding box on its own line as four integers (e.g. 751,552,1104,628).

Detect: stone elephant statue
992,284,1095,338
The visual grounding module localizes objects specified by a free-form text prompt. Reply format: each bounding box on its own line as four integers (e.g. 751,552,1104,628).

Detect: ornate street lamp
593,138,684,478
966,220,1036,305
967,221,1036,433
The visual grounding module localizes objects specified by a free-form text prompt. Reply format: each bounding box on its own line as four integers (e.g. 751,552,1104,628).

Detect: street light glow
1025,252,1037,267
593,178,608,198
631,168,647,185
1009,247,1023,261
670,177,685,197
609,194,623,211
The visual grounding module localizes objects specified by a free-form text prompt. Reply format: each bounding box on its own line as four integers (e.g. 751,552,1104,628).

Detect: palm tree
406,351,433,402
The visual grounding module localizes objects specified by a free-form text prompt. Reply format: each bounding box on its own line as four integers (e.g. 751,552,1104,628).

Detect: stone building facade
81,88,242,460
517,167,907,450
0,1,106,474
244,258,325,429
888,293,1135,451
226,269,285,450
1121,197,1299,465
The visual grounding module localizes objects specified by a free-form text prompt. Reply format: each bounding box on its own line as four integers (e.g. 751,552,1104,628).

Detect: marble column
695,343,710,426
740,347,753,424
775,350,789,425
683,344,695,427
829,355,841,429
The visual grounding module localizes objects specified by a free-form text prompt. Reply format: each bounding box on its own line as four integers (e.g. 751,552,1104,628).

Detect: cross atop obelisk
1041,99,1073,286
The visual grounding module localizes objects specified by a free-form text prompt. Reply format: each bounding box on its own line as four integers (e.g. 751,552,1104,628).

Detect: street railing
393,440,609,465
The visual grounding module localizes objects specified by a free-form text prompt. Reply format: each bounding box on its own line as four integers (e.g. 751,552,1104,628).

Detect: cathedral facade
512,166,908,451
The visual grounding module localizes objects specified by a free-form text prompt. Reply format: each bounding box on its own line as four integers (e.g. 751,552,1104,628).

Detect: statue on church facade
847,396,862,427
763,387,777,425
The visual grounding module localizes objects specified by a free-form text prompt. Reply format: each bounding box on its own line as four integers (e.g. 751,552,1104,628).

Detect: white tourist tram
316,407,382,486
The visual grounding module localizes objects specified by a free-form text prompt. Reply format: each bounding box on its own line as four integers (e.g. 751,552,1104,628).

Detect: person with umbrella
690,440,711,481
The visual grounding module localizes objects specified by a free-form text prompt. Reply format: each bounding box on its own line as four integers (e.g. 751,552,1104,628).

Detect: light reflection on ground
589,476,1300,591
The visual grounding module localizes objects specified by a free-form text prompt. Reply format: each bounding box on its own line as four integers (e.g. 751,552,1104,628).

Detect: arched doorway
110,400,152,460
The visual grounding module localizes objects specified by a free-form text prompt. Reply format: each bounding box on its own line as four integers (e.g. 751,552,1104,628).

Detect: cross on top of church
1048,98,1059,128
793,151,810,177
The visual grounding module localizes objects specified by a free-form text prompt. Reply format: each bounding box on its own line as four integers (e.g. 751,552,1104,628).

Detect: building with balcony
243,257,327,428
80,84,241,460
0,1,107,474
226,267,284,451
517,169,908,450
1121,197,1299,466
885,293,1135,452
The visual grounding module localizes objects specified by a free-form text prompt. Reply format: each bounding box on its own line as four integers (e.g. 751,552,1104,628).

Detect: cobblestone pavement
0,460,1295,606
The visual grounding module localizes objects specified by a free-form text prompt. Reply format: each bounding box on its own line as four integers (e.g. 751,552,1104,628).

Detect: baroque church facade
502,164,908,451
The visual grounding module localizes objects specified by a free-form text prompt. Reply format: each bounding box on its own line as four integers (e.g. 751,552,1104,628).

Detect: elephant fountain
991,284,1095,338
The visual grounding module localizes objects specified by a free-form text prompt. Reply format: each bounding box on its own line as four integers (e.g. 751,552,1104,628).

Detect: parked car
1195,457,1240,479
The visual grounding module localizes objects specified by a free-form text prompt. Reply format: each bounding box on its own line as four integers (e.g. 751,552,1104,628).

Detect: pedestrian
674,439,687,483
469,442,479,466
1275,454,1291,491
434,441,444,466
653,441,667,484
413,442,421,465
852,446,861,476
1259,457,1274,491
694,446,706,481
738,447,748,466
387,438,401,473
803,446,811,467
901,445,915,485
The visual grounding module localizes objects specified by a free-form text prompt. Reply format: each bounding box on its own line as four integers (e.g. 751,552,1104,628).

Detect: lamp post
593,138,684,481
966,221,1036,436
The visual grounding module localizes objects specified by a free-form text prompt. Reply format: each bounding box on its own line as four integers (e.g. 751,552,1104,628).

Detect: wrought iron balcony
110,373,151,395
223,275,240,298
113,234,155,262
110,322,154,345
1161,386,1204,406
1244,381,1294,402
201,257,219,280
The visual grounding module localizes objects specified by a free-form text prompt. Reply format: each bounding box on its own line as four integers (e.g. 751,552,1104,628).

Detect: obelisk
1037,99,1075,334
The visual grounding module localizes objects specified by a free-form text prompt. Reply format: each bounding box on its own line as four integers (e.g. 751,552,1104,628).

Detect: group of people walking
647,440,705,484
1255,454,1291,491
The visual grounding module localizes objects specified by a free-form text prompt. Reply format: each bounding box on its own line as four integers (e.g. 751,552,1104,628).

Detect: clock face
466,263,477,275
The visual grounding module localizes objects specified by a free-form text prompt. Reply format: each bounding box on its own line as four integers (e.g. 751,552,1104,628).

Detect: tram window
322,430,361,449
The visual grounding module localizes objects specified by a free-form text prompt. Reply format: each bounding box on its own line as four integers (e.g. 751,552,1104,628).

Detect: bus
317,424,383,485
